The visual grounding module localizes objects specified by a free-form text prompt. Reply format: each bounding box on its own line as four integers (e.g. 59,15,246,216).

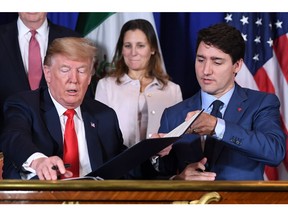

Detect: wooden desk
0,180,288,204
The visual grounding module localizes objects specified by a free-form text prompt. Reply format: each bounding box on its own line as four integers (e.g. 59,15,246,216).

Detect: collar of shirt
48,89,82,121
17,17,49,42
120,73,161,89
201,85,235,115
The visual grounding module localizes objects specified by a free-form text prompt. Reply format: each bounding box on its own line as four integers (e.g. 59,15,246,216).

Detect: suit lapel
41,89,63,153
81,102,104,171
223,83,248,123
185,93,204,157
183,91,202,115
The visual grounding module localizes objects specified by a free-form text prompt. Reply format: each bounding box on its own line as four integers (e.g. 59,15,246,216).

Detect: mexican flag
76,12,162,79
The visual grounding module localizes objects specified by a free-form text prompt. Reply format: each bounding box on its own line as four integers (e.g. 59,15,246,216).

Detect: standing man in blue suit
0,13,82,152
157,23,286,180
1,37,126,180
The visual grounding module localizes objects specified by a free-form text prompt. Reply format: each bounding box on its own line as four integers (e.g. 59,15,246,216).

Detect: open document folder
86,109,204,180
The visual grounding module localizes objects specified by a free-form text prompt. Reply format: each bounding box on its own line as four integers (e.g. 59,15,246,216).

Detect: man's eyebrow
196,55,224,60
196,54,205,58
60,64,71,68
211,56,224,61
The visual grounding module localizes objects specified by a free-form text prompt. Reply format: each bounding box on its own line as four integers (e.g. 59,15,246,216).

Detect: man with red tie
1,37,126,180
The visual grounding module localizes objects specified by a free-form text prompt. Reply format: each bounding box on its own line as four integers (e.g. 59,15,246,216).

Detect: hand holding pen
51,163,73,179
30,156,73,180
51,163,71,171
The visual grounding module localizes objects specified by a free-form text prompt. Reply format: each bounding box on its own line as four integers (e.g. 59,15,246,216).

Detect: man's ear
43,65,51,84
234,58,243,74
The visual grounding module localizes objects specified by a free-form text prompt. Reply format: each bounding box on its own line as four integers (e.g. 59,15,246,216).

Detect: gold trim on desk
0,180,288,204
0,180,288,191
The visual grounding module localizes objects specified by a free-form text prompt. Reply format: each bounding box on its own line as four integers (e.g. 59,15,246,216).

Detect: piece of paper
164,109,204,138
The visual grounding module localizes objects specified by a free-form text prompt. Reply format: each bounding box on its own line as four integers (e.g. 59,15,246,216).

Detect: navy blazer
158,83,286,180
0,20,81,142
1,87,125,179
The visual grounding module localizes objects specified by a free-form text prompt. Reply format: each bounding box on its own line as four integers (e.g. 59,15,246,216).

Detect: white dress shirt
17,17,49,74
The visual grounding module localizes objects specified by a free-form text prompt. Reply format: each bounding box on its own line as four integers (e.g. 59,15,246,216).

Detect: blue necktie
204,100,223,170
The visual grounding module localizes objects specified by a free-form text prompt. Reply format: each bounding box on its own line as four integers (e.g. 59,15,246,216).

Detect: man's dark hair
196,23,245,64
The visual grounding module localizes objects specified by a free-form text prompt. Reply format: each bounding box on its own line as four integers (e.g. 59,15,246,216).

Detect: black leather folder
86,136,179,179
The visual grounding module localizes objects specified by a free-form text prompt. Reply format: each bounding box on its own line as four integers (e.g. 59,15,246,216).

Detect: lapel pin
90,122,95,128
237,107,242,112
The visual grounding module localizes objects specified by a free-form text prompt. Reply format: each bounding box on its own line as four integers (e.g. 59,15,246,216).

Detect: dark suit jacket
0,19,81,144
1,87,125,179
158,83,286,180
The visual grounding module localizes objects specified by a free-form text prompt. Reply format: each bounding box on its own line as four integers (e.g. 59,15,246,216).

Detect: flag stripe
264,55,288,131
254,67,275,93
265,166,279,180
273,34,288,83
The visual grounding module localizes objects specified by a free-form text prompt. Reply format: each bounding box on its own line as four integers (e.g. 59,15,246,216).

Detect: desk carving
173,191,221,204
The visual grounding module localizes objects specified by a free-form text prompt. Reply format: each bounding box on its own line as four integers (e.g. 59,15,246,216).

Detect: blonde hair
44,37,97,75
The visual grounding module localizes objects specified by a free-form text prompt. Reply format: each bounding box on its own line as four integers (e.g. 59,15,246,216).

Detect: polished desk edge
0,180,288,191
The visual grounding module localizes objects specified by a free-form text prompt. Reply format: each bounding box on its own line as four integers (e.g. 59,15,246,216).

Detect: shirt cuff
213,118,225,140
21,152,47,180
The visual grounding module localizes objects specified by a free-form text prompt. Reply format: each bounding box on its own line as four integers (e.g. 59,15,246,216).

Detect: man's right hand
30,156,73,180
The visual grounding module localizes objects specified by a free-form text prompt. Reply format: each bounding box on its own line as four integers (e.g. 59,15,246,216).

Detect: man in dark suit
156,23,286,180
1,37,126,180
0,13,82,151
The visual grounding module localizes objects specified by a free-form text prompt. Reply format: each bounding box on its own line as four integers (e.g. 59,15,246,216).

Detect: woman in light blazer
95,19,182,147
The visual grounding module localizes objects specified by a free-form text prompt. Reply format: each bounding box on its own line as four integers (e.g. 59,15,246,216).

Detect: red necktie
63,109,79,177
28,30,42,90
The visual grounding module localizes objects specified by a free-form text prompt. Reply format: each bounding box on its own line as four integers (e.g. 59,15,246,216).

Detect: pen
185,160,204,172
51,164,71,170
196,168,204,172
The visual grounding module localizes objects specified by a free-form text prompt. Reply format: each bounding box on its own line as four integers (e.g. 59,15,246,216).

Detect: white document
164,109,204,138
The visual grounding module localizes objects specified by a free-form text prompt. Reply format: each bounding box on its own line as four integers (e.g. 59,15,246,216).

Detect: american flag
225,13,288,180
